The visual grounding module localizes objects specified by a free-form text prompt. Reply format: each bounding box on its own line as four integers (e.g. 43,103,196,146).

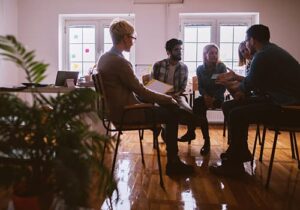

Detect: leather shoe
220,149,253,162
166,159,194,176
209,162,245,177
200,144,210,155
178,131,196,144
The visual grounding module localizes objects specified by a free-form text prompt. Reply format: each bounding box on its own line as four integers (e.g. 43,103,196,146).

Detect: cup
84,75,91,83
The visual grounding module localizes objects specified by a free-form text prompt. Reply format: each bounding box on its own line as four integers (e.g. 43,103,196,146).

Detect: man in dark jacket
211,24,300,176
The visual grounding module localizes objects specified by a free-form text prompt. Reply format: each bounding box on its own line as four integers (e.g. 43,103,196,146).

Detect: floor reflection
99,127,300,210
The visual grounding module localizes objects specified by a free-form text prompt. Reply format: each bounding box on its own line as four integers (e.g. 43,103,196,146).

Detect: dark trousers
146,105,179,160
193,96,222,141
222,97,266,145
222,97,299,160
175,96,197,133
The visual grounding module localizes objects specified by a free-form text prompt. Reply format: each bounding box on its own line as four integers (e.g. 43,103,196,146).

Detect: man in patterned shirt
152,38,198,143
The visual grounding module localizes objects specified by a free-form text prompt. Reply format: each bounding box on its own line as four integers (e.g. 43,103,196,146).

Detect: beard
171,54,181,61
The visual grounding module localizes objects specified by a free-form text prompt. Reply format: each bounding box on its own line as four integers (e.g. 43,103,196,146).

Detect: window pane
223,61,233,70
69,44,82,61
233,43,239,60
220,26,233,42
83,27,95,43
184,43,196,61
83,62,95,75
124,52,130,61
220,43,233,62
197,26,211,42
83,44,95,62
104,27,112,43
69,27,82,43
197,43,207,62
185,62,197,77
184,27,197,42
104,43,113,52
234,26,248,42
70,62,82,72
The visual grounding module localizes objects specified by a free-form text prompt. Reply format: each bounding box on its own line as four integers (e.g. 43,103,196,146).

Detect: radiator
207,110,224,123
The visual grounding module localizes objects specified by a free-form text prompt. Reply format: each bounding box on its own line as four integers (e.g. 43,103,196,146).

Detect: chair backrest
92,73,110,120
142,73,151,85
192,76,198,92
192,75,231,102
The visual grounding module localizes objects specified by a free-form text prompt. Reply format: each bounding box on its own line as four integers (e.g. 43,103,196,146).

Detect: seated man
211,24,300,176
152,38,198,143
96,19,194,175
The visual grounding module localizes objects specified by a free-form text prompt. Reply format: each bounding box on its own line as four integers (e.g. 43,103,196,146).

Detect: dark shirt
196,62,227,102
240,43,300,105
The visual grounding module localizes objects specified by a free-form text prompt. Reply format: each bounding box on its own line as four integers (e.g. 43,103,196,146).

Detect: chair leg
259,126,267,162
111,131,122,176
223,117,226,137
139,129,145,165
101,128,110,164
154,135,164,189
292,132,300,169
139,129,144,140
289,131,296,159
266,130,279,188
252,127,259,166
255,124,262,145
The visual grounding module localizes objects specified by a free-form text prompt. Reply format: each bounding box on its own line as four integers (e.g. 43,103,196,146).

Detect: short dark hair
246,24,270,43
165,38,183,52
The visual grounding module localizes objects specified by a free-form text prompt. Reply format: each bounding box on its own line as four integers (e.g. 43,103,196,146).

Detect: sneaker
209,162,245,177
166,159,194,176
178,131,196,144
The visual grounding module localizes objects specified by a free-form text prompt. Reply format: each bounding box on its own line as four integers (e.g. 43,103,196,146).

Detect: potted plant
0,35,118,210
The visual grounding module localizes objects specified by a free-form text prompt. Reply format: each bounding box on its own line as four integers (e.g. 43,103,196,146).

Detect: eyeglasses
128,35,137,40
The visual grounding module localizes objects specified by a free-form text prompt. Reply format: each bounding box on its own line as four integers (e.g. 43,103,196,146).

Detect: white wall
0,0,18,86
15,0,300,84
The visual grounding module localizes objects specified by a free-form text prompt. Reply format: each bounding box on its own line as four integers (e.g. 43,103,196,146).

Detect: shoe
166,159,194,176
178,131,196,144
209,162,245,177
200,144,210,156
220,149,253,162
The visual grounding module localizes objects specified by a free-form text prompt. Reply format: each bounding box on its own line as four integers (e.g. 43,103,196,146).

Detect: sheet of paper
145,79,173,94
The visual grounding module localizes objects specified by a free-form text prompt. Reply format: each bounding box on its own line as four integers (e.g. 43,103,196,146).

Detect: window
180,13,258,77
59,15,135,77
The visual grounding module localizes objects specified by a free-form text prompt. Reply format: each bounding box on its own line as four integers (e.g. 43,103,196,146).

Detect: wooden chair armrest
281,105,300,110
124,103,155,110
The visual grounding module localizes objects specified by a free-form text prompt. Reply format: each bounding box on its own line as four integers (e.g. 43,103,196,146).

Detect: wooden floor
101,125,300,210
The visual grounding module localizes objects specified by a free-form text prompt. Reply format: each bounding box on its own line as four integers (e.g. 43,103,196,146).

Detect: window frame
179,13,259,77
59,14,135,73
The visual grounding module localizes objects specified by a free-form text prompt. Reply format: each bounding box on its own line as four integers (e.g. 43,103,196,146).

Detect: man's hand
216,69,236,82
171,98,178,106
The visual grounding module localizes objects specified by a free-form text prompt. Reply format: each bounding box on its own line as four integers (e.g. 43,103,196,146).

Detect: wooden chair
252,105,300,188
92,73,165,188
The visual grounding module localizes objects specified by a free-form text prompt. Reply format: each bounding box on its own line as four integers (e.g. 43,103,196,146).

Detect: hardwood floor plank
101,125,300,210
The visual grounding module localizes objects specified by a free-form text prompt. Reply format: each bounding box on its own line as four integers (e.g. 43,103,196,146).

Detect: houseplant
0,35,118,209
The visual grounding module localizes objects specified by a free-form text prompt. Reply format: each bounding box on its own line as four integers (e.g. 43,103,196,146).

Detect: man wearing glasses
97,19,194,176
211,24,300,177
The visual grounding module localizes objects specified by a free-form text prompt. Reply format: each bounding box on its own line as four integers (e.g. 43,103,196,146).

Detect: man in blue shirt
210,24,300,177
